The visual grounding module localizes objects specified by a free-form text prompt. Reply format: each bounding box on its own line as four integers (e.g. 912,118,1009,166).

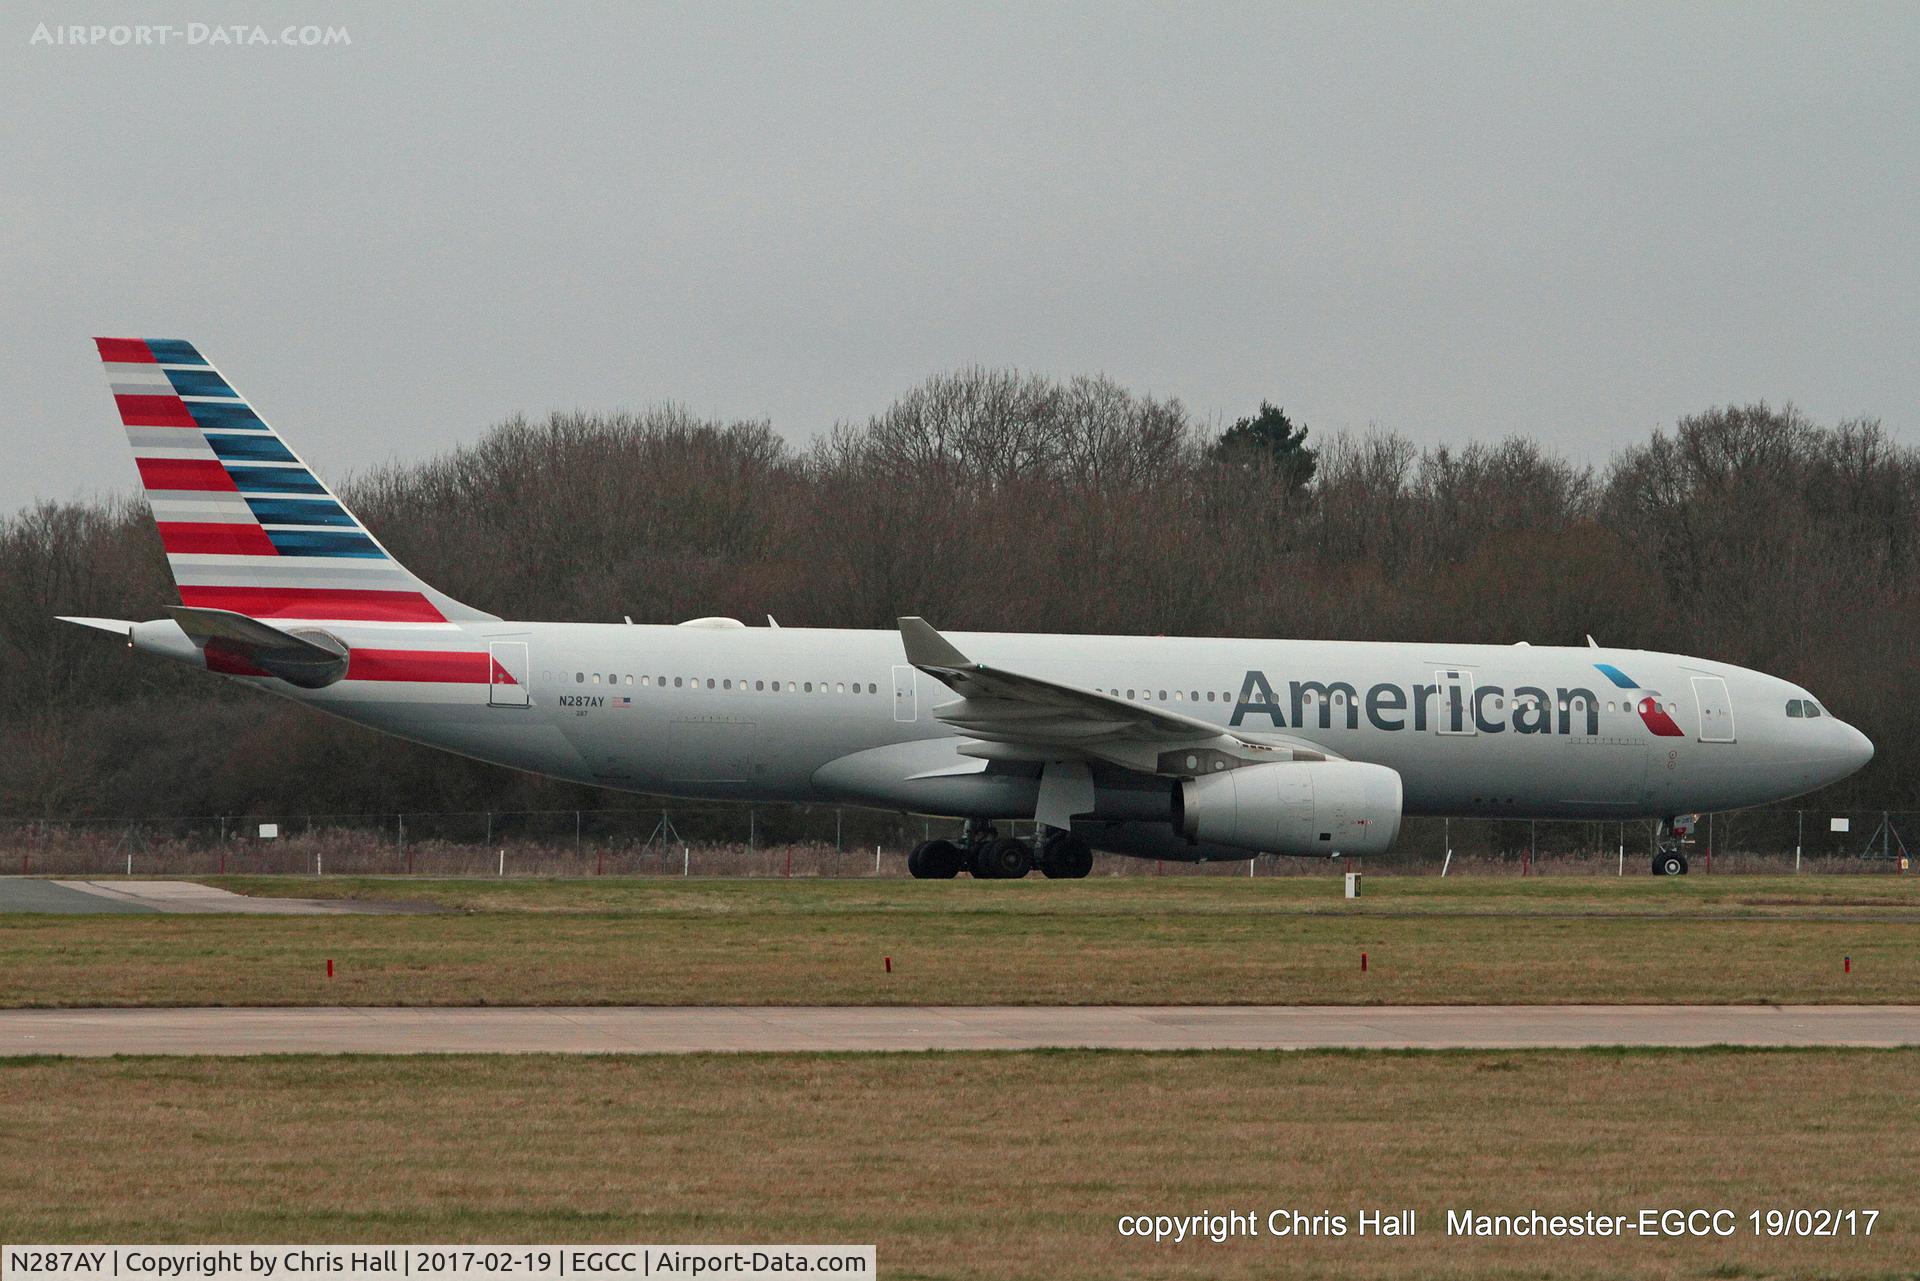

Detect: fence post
1617,822,1624,877
1796,810,1803,873
485,811,492,847
575,810,582,852
836,808,843,852
749,809,756,851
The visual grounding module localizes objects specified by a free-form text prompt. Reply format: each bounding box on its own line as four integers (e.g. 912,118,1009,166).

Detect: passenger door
488,641,530,708
1692,675,1735,742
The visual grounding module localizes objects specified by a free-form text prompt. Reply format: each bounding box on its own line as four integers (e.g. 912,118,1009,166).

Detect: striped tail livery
94,337,491,625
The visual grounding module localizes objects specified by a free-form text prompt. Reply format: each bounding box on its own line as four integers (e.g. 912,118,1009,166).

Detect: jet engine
1176,760,1402,857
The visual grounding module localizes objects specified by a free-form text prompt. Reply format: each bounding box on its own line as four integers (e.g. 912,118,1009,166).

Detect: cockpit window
1786,699,1823,718
1806,701,1823,718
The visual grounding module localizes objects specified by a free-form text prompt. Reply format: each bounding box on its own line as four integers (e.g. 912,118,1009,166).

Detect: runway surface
0,879,410,914
3,1004,1916,1055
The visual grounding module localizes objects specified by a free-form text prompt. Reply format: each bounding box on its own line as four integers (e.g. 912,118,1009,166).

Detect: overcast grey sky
3,1,1914,513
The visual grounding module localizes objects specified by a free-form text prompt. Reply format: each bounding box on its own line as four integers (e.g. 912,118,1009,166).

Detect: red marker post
1361,952,1368,973
1845,956,1851,974
326,958,334,979
884,956,892,973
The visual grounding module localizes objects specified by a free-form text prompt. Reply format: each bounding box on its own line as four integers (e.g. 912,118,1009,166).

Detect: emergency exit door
1433,669,1476,735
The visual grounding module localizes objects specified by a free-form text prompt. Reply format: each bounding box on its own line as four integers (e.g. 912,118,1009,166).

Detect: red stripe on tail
115,394,198,428
178,585,447,623
156,522,277,555
136,458,237,492
94,337,156,363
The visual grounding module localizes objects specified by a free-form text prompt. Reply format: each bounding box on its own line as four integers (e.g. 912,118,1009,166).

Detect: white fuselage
161,618,1872,860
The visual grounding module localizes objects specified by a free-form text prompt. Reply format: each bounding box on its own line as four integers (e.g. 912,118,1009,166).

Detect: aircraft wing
898,616,1336,776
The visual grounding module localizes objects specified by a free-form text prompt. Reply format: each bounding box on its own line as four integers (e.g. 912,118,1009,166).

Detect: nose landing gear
1652,816,1691,876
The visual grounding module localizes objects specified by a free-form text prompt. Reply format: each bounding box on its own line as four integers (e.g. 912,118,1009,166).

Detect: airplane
61,338,1874,879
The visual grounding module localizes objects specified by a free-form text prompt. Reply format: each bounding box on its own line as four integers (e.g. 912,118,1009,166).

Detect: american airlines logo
1229,667,1683,737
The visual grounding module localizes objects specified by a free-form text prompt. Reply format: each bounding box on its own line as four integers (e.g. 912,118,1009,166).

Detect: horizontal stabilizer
56,615,135,638
166,605,350,688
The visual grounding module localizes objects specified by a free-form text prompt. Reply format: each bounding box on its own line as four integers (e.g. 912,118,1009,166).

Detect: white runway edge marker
1,1246,877,1281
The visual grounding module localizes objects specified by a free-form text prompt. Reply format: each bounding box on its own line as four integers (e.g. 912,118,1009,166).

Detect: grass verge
0,876,1915,1007
0,1048,1913,1280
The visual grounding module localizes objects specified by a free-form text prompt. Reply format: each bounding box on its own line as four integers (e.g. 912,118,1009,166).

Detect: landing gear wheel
974,836,1033,879
1039,834,1094,879
908,839,962,879
1653,851,1688,877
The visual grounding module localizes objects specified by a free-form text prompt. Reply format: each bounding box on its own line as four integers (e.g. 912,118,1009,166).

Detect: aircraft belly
317,697,597,782
813,738,1039,817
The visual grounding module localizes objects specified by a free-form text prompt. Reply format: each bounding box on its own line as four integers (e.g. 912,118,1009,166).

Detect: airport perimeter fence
0,803,1912,879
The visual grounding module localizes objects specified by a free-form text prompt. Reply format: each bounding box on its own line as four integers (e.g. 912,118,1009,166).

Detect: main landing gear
1652,816,1690,876
906,822,1094,880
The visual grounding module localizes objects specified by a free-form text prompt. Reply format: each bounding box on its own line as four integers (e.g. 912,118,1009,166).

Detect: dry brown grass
3,877,1917,1008
0,1049,1913,1279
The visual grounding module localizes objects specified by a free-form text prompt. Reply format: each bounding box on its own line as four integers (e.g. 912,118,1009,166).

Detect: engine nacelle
1176,760,1402,857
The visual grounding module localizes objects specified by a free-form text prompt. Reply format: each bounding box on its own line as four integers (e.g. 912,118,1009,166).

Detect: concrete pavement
0,879,414,914
2,1004,1915,1056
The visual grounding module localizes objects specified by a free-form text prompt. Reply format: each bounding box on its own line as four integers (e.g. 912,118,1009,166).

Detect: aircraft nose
1844,723,1875,771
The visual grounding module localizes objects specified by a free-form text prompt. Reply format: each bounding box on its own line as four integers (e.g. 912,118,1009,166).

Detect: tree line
1,370,1912,820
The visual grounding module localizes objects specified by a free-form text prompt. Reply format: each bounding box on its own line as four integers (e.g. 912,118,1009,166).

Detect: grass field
1,875,1915,1008
0,1048,1912,1279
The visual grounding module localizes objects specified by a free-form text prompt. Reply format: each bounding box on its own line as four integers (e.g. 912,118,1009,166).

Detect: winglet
899,617,973,670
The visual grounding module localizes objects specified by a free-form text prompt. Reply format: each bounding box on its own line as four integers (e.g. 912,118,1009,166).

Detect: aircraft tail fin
92,337,496,625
